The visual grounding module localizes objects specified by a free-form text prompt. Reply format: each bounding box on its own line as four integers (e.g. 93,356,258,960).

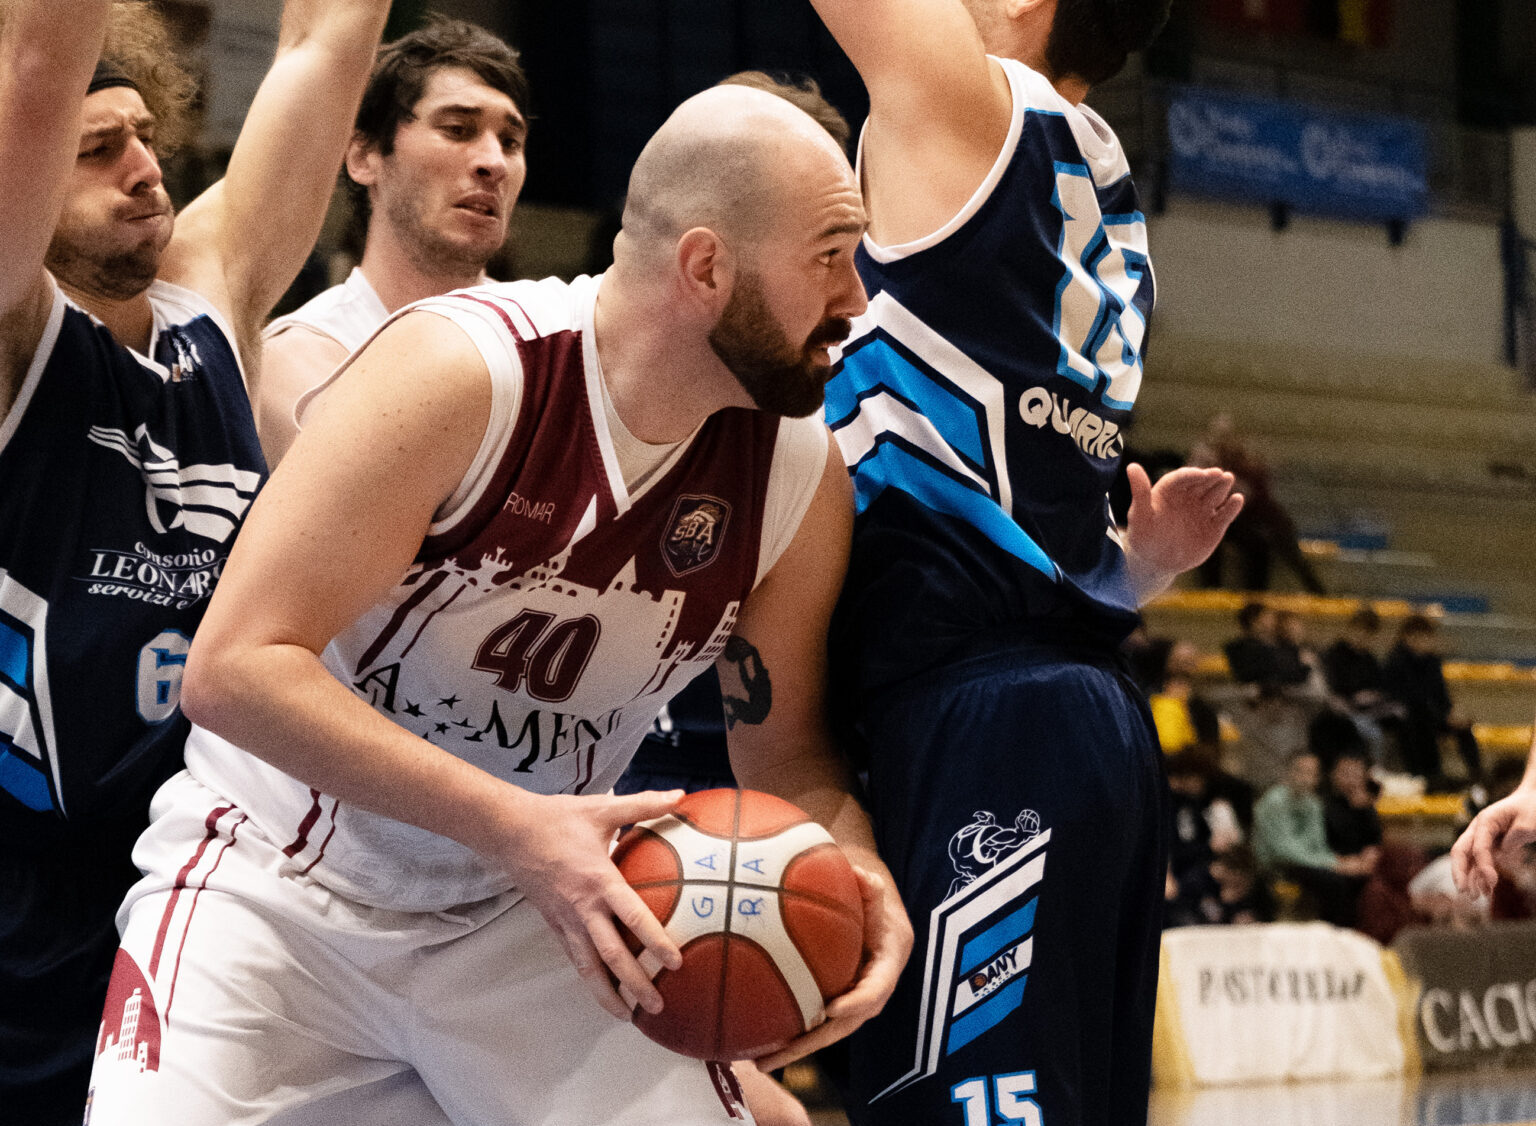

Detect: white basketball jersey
187,275,827,912
262,267,389,355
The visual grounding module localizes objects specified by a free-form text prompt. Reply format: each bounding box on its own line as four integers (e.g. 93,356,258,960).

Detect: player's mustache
807,318,852,350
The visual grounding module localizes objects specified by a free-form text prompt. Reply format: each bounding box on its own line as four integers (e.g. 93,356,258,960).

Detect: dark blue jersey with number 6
0,279,263,851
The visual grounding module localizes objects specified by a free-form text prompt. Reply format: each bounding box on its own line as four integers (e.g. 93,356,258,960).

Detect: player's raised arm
163,0,390,354
723,442,915,1067
0,0,110,367
806,0,1011,241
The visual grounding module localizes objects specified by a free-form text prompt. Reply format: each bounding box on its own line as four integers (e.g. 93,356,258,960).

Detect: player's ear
1005,0,1052,19
675,227,732,313
345,133,382,188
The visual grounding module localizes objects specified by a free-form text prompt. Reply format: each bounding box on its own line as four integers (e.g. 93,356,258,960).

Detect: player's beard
708,269,850,419
45,205,174,302
384,188,503,280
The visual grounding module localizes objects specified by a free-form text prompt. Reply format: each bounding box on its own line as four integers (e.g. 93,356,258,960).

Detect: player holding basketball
85,84,910,1125
258,17,528,467
0,1,388,1121
803,0,1241,1123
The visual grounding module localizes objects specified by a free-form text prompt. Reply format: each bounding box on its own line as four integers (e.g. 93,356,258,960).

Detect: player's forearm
209,0,388,330
181,640,530,862
275,0,391,55
0,0,109,313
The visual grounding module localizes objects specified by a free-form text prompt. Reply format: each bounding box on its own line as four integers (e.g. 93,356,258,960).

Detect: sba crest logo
662,495,731,578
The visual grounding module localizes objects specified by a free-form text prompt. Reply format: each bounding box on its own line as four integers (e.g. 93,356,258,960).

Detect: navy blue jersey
0,279,264,851
825,57,1154,699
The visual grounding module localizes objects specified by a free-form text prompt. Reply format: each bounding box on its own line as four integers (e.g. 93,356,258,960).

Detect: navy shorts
840,641,1167,1126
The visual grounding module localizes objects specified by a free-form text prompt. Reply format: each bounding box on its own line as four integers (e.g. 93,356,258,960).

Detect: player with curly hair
0,1,390,1120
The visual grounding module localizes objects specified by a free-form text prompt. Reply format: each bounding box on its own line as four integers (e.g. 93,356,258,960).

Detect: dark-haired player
804,0,1242,1122
259,17,529,466
0,1,388,1120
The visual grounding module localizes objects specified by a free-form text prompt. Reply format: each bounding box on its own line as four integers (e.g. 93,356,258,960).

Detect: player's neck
359,231,487,313
59,280,156,355
591,273,743,445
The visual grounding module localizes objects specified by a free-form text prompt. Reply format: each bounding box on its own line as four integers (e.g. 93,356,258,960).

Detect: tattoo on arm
721,635,772,729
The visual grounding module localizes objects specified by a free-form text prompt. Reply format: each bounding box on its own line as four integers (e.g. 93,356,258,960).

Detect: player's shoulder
998,56,1131,186
420,274,598,343
263,268,387,350
146,278,242,348
772,413,830,478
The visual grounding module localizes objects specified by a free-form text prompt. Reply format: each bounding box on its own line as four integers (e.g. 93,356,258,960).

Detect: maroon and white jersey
184,274,828,910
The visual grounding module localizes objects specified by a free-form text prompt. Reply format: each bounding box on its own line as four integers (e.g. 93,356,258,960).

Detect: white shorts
85,772,754,1126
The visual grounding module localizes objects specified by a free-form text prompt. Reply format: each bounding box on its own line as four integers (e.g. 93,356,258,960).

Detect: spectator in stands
1224,602,1309,698
1323,751,1383,859
1383,614,1482,788
1252,751,1376,926
1190,412,1326,595
1135,636,1219,755
1321,607,1401,763
1166,751,1243,886
1353,842,1427,946
1275,609,1330,702
1207,844,1275,924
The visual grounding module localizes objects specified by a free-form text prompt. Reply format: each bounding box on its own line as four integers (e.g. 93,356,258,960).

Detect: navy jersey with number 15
0,279,264,851
825,56,1155,699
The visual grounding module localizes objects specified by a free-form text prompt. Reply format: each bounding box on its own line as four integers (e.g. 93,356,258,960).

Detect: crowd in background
1134,600,1536,945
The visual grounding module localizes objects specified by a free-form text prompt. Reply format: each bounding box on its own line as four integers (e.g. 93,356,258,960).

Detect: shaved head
619,84,851,259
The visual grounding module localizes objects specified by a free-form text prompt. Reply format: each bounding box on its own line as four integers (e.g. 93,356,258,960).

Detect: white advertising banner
1157,923,1406,1086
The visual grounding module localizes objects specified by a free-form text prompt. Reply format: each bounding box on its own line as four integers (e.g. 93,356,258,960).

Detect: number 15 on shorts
951,1070,1042,1126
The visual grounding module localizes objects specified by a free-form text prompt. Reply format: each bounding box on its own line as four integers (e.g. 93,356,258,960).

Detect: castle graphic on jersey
87,423,261,543
350,534,738,794
93,950,163,1076
873,816,1049,1101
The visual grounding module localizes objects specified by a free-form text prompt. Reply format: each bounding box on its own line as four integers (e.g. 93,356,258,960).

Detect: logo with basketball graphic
662,495,731,577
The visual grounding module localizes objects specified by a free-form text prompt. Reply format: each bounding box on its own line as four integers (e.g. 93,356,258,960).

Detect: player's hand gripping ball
612,788,865,1060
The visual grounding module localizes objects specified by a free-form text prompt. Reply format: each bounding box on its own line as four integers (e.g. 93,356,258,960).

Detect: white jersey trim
0,278,68,458
756,418,829,586
263,267,389,356
858,56,1129,265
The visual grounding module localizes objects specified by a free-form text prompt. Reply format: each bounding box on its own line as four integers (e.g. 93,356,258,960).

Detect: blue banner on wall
1165,87,1428,222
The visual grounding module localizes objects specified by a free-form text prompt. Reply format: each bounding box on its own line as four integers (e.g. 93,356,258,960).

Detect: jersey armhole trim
859,55,1029,265
0,278,69,458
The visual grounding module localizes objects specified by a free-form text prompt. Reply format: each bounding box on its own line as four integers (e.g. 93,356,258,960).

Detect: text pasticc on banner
1155,922,1407,1087
1393,920,1536,1072
1165,86,1428,223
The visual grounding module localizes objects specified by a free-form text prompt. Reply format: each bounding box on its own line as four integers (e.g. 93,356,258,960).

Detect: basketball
612,787,866,1060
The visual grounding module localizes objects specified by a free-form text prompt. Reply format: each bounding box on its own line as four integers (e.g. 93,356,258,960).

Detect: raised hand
1124,463,1244,604
1451,784,1536,899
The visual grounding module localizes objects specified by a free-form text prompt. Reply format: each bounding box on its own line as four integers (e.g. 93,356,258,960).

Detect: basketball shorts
84,771,756,1126
839,642,1167,1126
1,822,144,1126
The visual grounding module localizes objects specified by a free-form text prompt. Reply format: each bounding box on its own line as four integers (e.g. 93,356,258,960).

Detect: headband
88,59,140,96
